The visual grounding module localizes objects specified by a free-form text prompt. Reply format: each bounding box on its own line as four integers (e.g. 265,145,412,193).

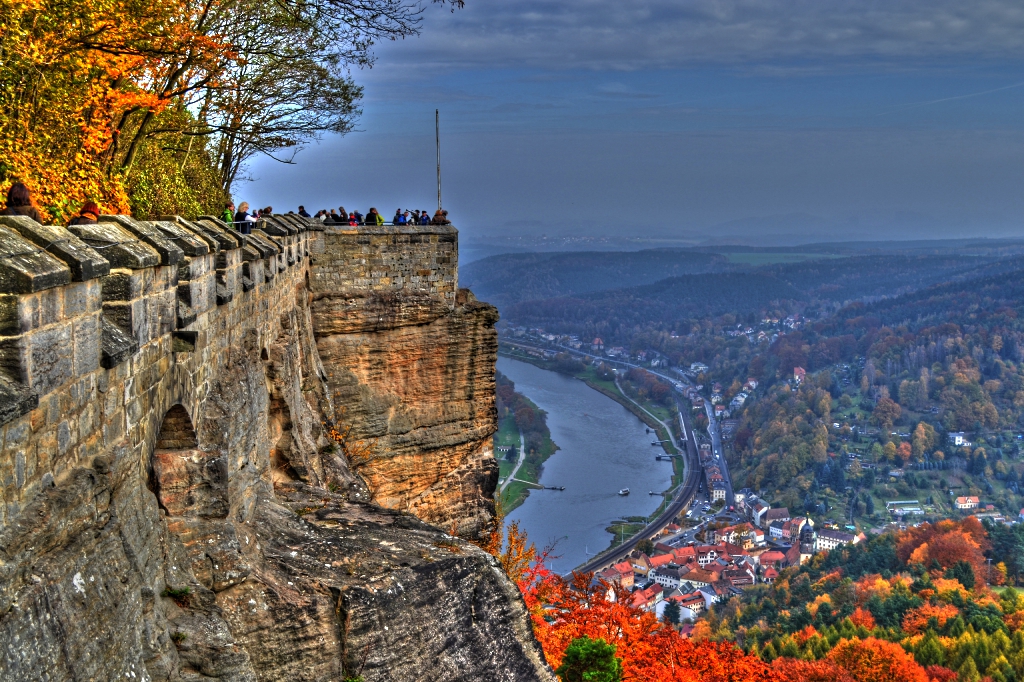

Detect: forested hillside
729,262,1024,520
504,253,1010,345
461,249,730,308
509,273,803,338
700,518,1024,682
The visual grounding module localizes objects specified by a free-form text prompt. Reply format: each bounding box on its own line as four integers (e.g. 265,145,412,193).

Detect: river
498,357,673,574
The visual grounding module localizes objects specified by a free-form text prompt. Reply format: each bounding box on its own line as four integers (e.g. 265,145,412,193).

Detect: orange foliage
931,578,969,601
855,574,893,604
850,606,876,630
517,562,770,681
897,519,989,583
898,442,913,463
774,658,856,682
1,0,230,219
827,637,929,682
795,625,820,645
901,603,960,635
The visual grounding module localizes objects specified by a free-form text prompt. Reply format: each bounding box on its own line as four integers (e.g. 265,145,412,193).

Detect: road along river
498,357,674,575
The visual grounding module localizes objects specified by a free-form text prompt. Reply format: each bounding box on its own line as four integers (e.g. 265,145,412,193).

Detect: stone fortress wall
0,213,553,681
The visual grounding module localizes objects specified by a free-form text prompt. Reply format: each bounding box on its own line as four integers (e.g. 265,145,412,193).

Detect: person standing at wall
222,202,235,225
234,202,255,234
68,201,100,225
1,182,43,223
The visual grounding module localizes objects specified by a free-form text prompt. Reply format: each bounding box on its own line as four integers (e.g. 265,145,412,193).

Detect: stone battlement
0,211,319,526
0,214,538,682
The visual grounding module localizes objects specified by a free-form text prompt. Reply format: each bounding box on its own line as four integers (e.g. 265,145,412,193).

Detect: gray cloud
379,0,1024,70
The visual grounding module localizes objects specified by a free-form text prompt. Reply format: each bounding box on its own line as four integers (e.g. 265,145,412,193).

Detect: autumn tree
912,422,938,458
872,398,902,433
1,0,462,220
827,637,929,682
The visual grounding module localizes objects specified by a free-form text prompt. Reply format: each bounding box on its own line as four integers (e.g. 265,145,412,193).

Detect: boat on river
618,488,630,496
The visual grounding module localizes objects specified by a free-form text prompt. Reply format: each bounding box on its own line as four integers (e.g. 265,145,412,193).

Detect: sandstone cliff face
0,217,553,681
309,227,500,537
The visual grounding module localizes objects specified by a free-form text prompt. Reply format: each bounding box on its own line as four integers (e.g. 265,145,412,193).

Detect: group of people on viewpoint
1,182,452,233
310,206,448,227
223,202,450,232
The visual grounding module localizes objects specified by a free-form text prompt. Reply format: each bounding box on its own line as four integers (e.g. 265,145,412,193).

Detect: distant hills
480,243,1024,342
460,249,729,308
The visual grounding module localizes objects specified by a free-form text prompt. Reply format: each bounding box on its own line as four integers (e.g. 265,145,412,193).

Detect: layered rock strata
309,226,500,536
0,215,552,681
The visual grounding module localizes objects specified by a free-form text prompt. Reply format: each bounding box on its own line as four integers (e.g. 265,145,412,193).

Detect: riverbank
494,372,559,513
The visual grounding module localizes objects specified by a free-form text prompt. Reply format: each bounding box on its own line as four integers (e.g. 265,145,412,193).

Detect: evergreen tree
958,656,980,682
554,637,622,682
915,630,945,667
946,560,977,591
663,600,681,625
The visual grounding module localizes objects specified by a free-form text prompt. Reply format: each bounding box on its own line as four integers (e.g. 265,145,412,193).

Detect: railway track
573,406,702,575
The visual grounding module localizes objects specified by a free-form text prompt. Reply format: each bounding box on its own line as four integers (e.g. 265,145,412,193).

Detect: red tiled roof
649,554,674,568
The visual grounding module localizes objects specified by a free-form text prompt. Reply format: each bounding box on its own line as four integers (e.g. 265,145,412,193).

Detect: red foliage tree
517,560,770,681
827,637,929,682
850,606,876,630
896,519,990,582
774,658,856,682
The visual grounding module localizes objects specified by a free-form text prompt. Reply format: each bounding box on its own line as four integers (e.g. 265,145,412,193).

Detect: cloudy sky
240,0,1024,245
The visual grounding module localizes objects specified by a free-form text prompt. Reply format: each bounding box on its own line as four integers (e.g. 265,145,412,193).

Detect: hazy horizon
239,1,1024,247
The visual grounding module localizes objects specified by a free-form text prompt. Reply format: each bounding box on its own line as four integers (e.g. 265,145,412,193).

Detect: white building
815,528,859,552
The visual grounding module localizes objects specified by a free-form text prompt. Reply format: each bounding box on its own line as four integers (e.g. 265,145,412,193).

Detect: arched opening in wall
156,405,198,449
149,404,228,519
261,347,269,362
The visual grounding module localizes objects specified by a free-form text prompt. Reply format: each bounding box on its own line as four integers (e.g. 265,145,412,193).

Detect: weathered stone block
100,316,137,369
192,217,244,251
26,322,74,395
0,373,37,427
68,223,160,270
72,313,101,375
215,283,232,306
0,226,72,294
98,215,183,266
152,221,210,257
64,281,101,318
0,216,110,282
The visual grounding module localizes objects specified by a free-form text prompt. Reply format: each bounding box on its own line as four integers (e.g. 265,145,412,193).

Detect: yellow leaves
0,0,235,219
807,594,831,618
932,578,969,601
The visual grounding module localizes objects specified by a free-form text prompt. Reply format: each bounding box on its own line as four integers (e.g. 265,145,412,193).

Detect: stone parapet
311,223,457,306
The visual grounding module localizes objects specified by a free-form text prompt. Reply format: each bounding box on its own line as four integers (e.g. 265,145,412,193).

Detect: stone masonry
0,215,553,681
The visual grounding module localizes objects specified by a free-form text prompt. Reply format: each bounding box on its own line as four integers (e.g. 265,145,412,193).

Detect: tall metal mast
436,109,442,211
